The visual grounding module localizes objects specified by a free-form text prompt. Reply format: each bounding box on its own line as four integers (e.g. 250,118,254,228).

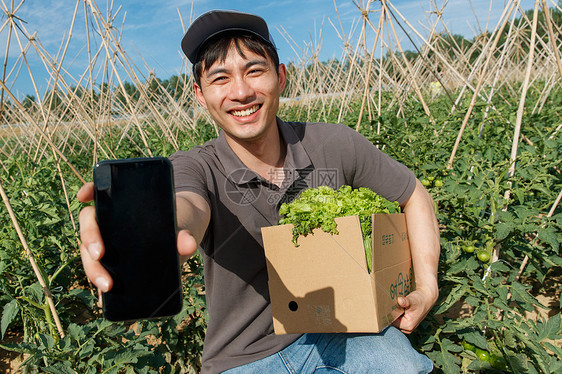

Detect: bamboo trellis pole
0,78,86,184
446,0,519,169
356,5,385,130
0,178,65,338
541,0,562,78
506,0,541,196
493,0,541,264
0,0,559,165
337,2,370,124
478,3,522,137
0,0,15,123
85,0,153,157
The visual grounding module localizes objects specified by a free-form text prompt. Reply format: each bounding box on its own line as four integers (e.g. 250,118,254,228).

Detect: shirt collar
215,131,257,185
215,117,313,186
277,117,313,172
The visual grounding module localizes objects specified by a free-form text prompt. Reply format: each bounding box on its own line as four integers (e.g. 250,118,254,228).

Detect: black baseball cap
181,10,276,64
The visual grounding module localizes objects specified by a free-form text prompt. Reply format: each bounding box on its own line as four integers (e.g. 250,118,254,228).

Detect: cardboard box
261,213,414,334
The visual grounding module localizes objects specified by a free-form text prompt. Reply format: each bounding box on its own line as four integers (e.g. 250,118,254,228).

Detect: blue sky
1,0,538,98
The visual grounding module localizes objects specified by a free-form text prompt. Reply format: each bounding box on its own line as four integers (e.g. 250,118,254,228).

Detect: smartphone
93,157,182,322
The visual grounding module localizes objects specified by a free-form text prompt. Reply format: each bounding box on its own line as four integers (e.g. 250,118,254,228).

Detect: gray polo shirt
170,118,416,373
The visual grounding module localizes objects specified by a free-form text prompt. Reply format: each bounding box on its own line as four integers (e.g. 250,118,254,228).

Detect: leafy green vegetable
278,185,401,272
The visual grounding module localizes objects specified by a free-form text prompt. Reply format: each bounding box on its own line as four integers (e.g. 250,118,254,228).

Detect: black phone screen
94,157,182,321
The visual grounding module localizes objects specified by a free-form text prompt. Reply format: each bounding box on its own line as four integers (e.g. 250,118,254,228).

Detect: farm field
0,0,561,373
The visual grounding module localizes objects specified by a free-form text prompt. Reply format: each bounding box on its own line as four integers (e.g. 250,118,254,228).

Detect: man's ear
194,83,208,109
278,63,287,93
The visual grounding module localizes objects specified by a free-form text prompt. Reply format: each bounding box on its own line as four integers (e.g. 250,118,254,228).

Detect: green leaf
427,338,461,374
537,227,560,251
509,282,536,312
465,295,481,307
38,333,55,350
434,284,468,314
531,184,552,197
504,353,530,373
68,323,86,342
25,282,44,304
104,324,126,337
69,198,82,212
543,342,562,357
0,342,36,354
79,340,95,360
57,335,73,351
458,329,487,350
536,314,561,342
495,222,514,240
111,349,147,366
43,361,76,374
467,359,493,371
489,261,510,273
442,338,463,353
1,299,20,339
547,354,562,373
447,259,473,275
471,276,488,295
69,289,97,309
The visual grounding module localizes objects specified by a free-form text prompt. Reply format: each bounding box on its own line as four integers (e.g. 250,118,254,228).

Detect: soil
0,330,27,373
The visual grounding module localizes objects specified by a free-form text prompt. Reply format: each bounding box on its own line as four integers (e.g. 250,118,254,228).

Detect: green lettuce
278,185,401,272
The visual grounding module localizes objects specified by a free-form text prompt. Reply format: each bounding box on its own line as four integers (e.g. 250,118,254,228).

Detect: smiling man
79,9,440,374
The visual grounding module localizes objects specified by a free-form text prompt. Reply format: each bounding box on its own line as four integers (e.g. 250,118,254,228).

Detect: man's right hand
77,183,206,301
77,182,111,303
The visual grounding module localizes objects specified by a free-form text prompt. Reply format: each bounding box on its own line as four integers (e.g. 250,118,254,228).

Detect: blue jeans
223,326,433,373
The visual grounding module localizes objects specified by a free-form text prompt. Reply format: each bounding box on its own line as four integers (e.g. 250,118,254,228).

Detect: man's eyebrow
205,59,269,78
206,67,229,79
244,59,268,69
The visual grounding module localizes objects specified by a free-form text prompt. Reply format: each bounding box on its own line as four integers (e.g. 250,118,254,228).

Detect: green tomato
427,176,435,181
462,340,476,352
477,250,491,262
434,179,443,187
463,245,475,253
475,348,490,362
421,179,431,187
490,355,508,370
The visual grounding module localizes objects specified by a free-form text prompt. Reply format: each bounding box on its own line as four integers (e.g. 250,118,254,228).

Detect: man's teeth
231,105,259,117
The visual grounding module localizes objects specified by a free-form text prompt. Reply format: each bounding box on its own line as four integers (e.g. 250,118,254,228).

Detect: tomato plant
362,82,562,374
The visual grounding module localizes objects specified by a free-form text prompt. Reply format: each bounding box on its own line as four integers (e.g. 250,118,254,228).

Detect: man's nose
229,76,255,101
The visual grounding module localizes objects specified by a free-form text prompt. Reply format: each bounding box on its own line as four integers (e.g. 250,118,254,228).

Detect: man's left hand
392,285,437,334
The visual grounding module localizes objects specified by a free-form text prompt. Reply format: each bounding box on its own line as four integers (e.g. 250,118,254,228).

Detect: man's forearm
175,191,211,262
402,179,440,302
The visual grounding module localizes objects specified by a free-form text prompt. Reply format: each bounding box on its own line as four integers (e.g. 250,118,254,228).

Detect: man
79,10,440,373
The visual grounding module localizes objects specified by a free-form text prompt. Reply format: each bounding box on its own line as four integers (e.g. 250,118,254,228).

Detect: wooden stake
446,0,518,169
493,0,541,264
0,177,65,338
541,0,562,79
